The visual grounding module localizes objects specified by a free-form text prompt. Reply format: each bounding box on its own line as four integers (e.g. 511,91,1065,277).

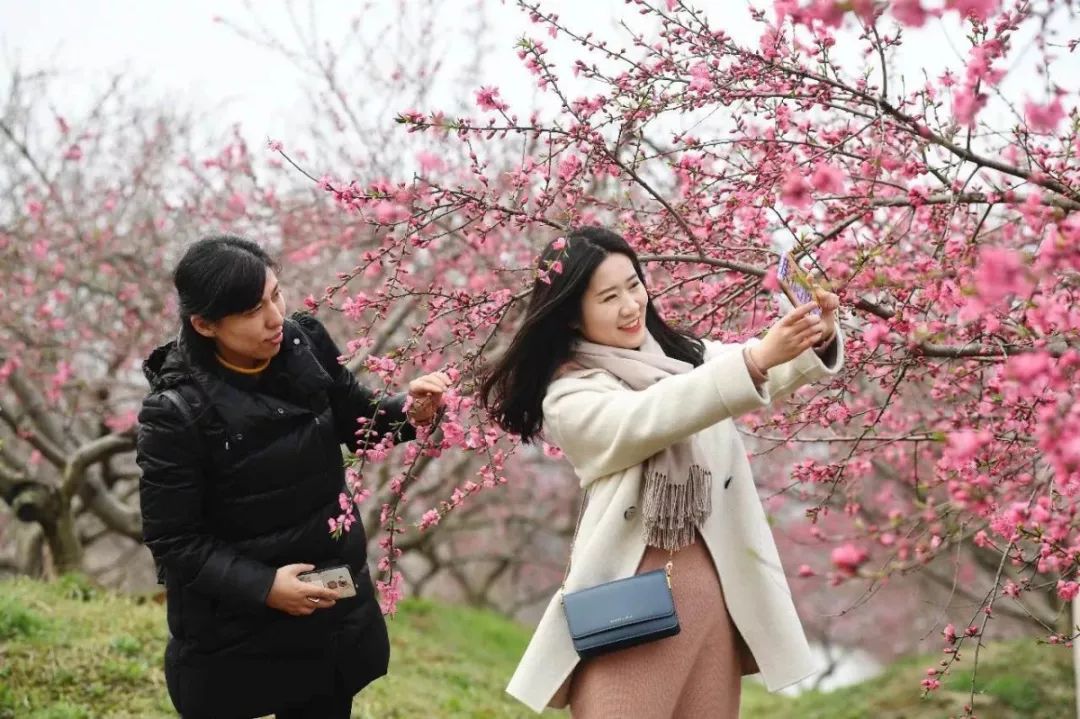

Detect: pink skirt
567,540,754,719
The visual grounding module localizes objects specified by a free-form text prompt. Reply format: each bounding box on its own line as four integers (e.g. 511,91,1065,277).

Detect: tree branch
61,433,134,501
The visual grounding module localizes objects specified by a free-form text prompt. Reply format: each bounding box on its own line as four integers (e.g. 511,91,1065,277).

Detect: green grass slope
0,576,1073,718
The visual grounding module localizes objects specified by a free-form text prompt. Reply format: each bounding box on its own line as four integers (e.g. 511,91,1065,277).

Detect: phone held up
776,250,821,316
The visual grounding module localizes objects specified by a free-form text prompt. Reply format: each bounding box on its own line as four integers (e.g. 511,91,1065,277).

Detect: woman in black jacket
137,235,450,719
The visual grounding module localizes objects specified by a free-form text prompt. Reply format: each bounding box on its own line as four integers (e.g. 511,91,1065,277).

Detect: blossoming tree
5,2,1078,707
270,0,1079,707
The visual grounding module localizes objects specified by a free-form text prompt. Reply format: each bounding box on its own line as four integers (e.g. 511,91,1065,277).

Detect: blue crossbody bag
560,492,680,658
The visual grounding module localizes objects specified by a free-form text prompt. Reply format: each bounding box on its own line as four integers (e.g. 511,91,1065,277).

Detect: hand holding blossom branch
406,371,453,425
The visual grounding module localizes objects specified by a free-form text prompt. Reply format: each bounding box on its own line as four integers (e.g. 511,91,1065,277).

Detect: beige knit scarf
570,332,711,551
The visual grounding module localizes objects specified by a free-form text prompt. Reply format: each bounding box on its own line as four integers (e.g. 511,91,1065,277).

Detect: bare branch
61,433,134,501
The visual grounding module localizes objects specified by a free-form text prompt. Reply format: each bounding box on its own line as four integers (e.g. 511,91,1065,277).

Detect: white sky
1,1,1076,155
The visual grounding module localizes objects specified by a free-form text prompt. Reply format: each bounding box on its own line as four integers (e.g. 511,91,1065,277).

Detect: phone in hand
297,565,358,598
776,250,820,315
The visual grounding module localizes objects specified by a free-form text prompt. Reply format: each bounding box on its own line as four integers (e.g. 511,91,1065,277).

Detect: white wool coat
506,332,845,713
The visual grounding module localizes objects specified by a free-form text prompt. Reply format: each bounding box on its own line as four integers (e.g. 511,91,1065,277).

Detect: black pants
274,687,354,719
179,677,354,719
181,691,353,719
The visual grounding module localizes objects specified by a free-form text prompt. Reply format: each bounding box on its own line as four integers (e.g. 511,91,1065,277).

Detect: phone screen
777,252,820,315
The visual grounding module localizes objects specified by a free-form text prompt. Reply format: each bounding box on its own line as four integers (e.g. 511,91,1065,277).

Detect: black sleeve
137,392,276,608
293,313,417,451
813,332,840,369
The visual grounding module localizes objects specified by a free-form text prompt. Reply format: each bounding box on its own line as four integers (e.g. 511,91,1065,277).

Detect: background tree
262,0,1079,705
4,4,1079,706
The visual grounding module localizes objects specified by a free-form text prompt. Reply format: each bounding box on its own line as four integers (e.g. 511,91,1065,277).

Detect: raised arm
709,326,844,403
542,347,771,482
293,313,416,450
738,292,845,400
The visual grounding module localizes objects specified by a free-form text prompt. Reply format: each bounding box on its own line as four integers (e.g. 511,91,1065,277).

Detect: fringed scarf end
642,464,713,552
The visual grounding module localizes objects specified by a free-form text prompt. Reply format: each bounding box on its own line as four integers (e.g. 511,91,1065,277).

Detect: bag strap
559,490,590,596
161,388,196,426
152,388,199,586
559,488,674,602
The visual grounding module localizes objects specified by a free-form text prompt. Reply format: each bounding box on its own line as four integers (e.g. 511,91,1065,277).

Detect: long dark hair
173,234,279,367
480,226,704,443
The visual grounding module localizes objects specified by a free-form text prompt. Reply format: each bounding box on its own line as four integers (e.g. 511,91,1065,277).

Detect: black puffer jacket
137,313,413,718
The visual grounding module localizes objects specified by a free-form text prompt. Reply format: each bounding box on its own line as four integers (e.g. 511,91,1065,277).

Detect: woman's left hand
407,371,452,425
812,287,840,344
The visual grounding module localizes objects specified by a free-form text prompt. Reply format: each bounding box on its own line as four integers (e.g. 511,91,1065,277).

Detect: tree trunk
14,524,45,577
10,483,83,574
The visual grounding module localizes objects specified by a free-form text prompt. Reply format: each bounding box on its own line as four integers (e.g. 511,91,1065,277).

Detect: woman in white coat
480,226,844,717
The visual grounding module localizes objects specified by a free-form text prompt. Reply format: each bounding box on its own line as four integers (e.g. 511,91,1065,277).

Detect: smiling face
191,268,287,368
578,253,649,349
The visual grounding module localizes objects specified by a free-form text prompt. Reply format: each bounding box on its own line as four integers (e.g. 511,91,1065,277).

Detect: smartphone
776,250,820,315
297,565,358,598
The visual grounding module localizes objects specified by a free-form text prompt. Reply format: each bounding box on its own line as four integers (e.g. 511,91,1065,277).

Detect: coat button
277,408,285,415
624,505,636,520
235,433,243,441
293,338,300,345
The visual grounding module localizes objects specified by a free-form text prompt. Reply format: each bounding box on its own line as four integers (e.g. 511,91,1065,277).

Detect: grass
0,575,173,719
0,575,1074,718
353,596,559,718
743,637,1077,719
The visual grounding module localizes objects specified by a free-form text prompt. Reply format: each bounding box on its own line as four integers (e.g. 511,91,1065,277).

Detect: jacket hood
143,340,194,393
